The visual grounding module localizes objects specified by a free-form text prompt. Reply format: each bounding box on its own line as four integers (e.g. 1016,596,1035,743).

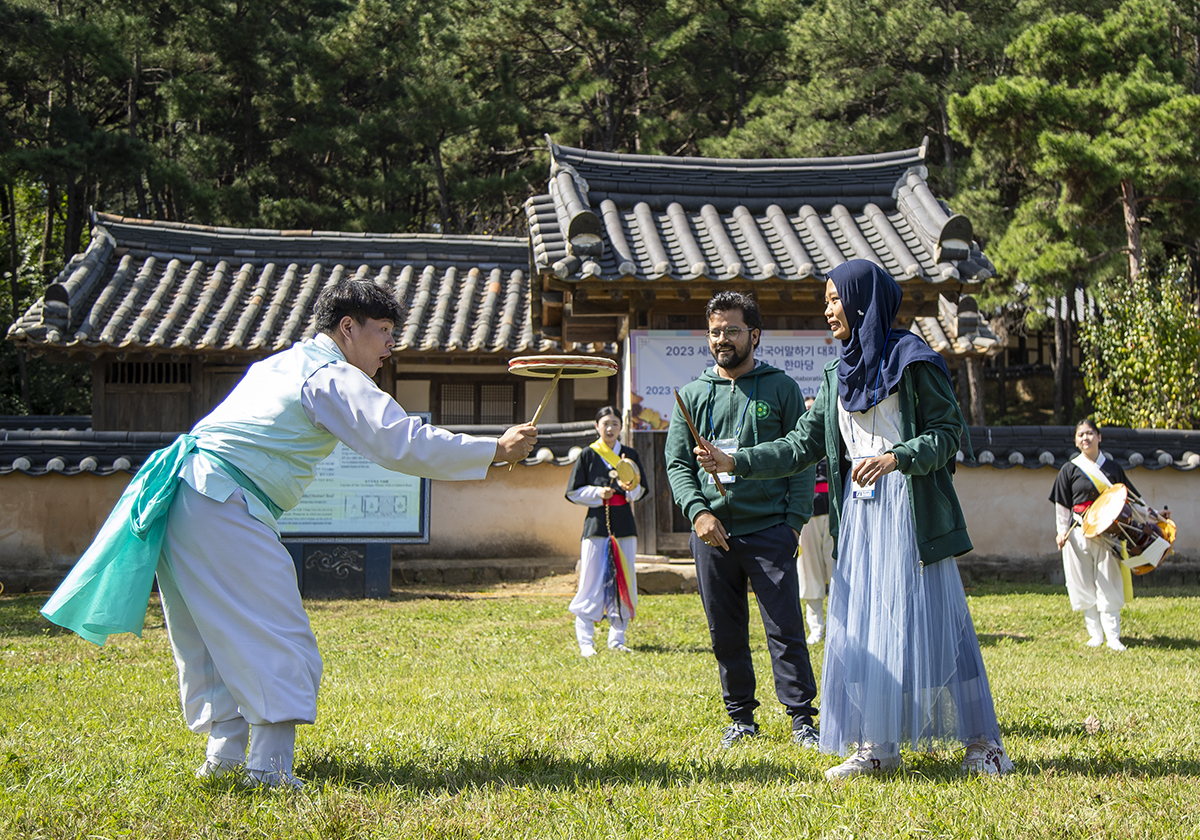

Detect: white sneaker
1106,638,1127,652
961,740,1013,775
824,744,901,779
195,757,244,781
1086,635,1104,648
608,642,633,653
579,645,597,658
806,628,824,645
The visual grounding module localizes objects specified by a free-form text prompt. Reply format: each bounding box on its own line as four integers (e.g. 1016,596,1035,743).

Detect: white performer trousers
157,483,322,769
798,514,834,639
575,614,629,649
1061,527,1125,613
798,514,834,600
569,536,637,638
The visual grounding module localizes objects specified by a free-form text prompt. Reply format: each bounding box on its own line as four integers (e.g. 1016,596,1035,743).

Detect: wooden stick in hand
673,388,726,497
509,369,563,471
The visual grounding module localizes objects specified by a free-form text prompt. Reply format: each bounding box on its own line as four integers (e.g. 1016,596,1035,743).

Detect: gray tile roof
0,421,600,476
910,294,1003,358
7,214,551,357
526,137,996,285
5,422,1198,477
959,427,1200,471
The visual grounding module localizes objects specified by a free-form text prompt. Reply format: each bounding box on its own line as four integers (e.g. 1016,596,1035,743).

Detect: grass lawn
1,580,1198,839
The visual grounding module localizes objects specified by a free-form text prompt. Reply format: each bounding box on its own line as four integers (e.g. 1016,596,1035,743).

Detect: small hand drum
612,456,641,491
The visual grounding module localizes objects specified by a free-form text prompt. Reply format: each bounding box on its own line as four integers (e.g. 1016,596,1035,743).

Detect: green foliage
1080,262,1200,428
1,584,1199,837
4,0,1200,423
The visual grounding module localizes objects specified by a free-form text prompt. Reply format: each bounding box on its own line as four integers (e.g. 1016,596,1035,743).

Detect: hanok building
524,138,1003,552
9,214,554,431
18,140,1193,593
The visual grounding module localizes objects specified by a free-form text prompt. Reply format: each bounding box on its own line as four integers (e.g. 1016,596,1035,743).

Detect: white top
838,392,902,461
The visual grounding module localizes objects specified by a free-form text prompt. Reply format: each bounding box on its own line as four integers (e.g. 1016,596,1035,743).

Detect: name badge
850,457,875,500
709,437,738,485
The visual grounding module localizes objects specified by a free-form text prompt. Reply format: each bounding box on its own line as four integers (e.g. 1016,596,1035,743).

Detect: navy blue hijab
830,260,952,413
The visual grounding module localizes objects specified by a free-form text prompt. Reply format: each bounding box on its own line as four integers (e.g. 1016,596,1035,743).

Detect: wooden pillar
997,350,1007,418
966,356,985,426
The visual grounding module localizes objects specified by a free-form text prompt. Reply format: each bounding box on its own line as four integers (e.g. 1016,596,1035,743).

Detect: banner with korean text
627,330,840,432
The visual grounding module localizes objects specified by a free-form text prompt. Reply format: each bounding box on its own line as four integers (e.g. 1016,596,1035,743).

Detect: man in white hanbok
49,280,537,788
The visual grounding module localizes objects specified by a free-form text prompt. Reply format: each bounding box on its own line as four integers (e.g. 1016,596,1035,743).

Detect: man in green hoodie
665,291,818,750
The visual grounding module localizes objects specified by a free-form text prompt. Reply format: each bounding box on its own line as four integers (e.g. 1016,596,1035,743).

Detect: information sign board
277,416,431,542
627,330,840,431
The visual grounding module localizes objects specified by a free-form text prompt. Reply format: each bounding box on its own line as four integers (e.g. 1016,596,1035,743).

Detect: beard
711,340,751,372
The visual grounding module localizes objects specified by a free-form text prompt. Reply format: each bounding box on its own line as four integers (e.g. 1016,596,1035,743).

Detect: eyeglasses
707,327,748,340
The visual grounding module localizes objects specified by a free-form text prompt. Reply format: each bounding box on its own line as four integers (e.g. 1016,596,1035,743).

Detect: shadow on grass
622,643,713,655
1024,754,1200,778
0,593,167,640
976,632,1034,647
291,747,1200,792
1124,634,1200,651
0,595,71,639
295,748,810,792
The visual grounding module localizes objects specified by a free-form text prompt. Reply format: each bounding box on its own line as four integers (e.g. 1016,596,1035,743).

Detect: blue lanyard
707,377,757,440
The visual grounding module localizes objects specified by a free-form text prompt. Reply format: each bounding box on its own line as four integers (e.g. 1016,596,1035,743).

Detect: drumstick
674,389,726,497
508,369,563,471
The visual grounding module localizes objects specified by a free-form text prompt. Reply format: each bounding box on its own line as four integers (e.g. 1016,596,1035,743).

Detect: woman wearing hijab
697,260,1011,780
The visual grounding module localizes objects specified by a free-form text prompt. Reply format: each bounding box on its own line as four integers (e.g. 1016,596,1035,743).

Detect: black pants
692,522,817,728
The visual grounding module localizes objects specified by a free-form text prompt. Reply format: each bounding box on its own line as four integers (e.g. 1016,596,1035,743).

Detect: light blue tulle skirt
818,470,1003,755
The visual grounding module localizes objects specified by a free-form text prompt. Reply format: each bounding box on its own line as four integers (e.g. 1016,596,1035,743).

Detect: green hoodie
730,358,972,566
665,361,814,537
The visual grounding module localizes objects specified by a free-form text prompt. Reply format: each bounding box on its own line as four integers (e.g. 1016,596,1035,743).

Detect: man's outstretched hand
496,423,538,463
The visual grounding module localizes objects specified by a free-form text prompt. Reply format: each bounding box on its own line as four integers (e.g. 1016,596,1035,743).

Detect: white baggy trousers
156,484,322,746
1061,526,1125,613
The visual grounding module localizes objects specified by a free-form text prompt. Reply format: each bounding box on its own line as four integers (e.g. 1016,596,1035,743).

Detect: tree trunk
729,13,745,129
430,139,454,234
1120,178,1142,280
997,350,1007,418
2,183,31,408
63,177,86,259
965,356,985,425
39,182,57,281
939,96,955,189
957,360,970,423
1051,287,1075,425
1052,298,1067,424
129,52,147,218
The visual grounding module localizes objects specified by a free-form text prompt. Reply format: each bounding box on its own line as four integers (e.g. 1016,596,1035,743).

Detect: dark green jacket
730,358,971,566
665,361,814,537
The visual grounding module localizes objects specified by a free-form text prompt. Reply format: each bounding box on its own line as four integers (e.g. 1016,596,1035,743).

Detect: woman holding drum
1049,418,1137,652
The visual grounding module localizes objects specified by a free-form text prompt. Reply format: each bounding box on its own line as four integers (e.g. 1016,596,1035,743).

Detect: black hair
705,291,763,331
1075,417,1101,434
595,406,620,423
314,279,403,332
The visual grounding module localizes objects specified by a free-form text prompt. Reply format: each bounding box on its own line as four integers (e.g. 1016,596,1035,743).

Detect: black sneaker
720,722,758,749
792,723,820,749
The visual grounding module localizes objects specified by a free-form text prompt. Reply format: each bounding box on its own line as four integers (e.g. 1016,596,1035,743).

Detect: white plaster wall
954,465,1197,560
4,462,1195,591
